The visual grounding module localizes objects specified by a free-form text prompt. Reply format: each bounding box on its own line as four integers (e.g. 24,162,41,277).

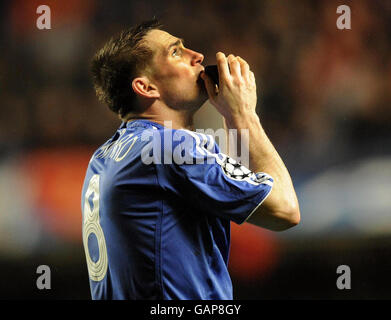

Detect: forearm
201,52,300,230
225,112,300,230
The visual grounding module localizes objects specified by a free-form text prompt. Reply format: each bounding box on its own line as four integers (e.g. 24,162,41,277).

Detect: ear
132,77,160,99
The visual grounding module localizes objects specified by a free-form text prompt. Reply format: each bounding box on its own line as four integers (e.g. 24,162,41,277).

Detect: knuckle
219,75,231,87
237,56,247,64
230,58,239,66
232,77,243,86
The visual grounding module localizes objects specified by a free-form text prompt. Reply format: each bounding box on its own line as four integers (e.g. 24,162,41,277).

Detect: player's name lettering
150,304,241,317
95,130,138,162
93,121,250,167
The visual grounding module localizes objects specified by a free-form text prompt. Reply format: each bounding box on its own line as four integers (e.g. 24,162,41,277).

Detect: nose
187,48,204,66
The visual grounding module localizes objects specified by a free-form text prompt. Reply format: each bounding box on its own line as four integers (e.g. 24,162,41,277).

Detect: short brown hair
91,19,162,118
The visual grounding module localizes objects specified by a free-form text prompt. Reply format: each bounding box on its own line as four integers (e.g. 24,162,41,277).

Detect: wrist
224,112,260,130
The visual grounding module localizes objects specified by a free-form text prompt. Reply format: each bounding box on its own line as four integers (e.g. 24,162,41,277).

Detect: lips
196,67,204,81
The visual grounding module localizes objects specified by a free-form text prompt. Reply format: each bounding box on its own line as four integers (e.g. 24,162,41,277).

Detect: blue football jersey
81,119,273,300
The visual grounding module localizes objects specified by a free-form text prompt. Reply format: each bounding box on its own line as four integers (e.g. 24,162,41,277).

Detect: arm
201,52,300,231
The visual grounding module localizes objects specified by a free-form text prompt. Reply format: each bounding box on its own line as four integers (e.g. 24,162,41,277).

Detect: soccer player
81,19,300,300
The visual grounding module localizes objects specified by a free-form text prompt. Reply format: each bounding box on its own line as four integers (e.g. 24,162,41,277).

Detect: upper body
82,19,300,300
82,119,273,299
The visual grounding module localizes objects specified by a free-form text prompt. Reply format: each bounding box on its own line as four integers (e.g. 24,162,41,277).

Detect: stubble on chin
197,76,208,100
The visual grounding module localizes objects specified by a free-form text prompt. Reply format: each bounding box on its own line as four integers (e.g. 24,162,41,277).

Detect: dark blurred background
0,0,390,299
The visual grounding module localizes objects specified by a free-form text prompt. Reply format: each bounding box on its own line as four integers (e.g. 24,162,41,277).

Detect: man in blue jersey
81,19,300,300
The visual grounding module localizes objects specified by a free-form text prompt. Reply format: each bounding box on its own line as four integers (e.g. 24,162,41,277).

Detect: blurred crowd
1,0,390,174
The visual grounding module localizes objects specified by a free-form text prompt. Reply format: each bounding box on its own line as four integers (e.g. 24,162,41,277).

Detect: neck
123,102,197,130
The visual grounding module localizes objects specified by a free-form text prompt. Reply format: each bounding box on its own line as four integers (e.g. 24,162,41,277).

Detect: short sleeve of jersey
161,129,274,225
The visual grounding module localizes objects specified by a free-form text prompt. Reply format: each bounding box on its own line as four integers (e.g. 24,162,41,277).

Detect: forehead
143,29,179,54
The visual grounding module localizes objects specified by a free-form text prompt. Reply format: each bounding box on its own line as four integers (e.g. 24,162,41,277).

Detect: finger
237,56,250,81
216,52,230,85
227,54,235,65
249,70,255,84
228,56,241,81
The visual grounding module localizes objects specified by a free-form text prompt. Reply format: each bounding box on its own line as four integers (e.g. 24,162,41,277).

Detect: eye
172,48,180,57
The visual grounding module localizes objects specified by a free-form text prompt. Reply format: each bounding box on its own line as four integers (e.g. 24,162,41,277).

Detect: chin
181,99,204,112
197,76,207,96
169,82,208,111
195,80,208,103
189,88,209,110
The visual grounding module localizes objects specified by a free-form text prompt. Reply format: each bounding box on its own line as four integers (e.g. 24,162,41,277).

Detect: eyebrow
167,38,185,52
